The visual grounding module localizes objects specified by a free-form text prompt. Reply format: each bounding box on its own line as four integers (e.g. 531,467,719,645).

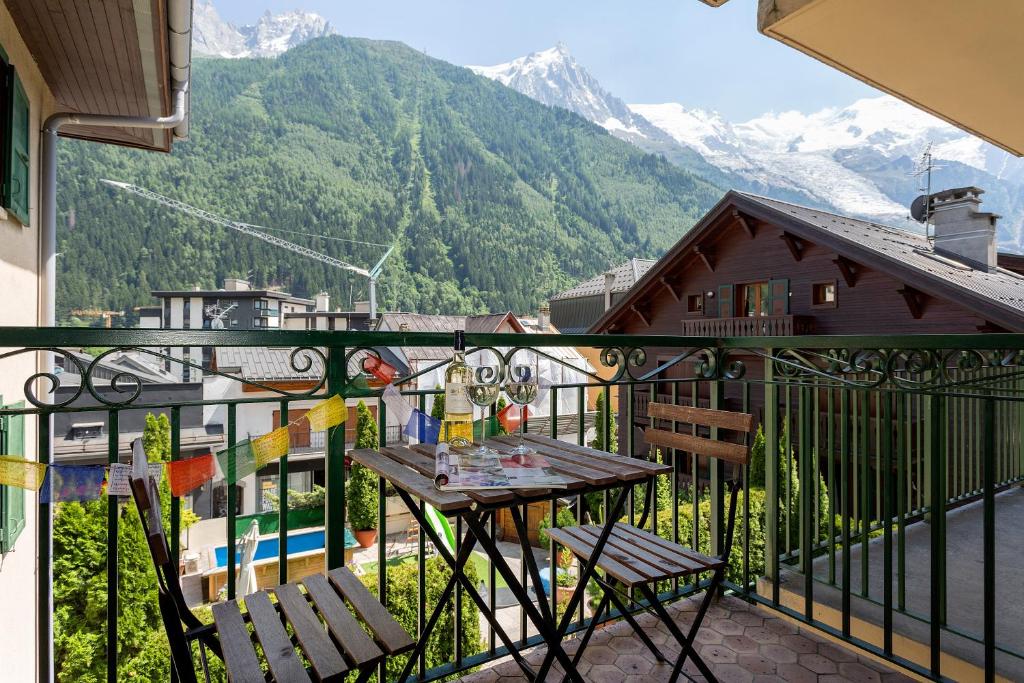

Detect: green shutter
4,67,28,226
717,284,734,318
0,401,26,554
768,278,790,315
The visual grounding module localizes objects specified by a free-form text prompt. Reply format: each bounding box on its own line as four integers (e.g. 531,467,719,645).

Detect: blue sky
212,0,878,121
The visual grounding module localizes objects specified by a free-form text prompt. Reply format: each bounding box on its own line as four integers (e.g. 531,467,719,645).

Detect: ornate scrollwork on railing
0,347,89,409
764,345,1024,394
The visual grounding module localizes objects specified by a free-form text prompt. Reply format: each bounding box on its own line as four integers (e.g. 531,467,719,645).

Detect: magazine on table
433,443,569,490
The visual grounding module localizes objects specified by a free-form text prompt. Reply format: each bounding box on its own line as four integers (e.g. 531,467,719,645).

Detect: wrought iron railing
1,328,1022,682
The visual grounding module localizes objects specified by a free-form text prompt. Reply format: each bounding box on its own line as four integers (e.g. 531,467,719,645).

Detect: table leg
533,485,632,682
509,505,553,624
395,491,536,680
464,514,586,683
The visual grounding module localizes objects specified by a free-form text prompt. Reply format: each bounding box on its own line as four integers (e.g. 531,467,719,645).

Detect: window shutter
0,402,26,554
768,278,790,315
4,67,29,226
717,284,733,318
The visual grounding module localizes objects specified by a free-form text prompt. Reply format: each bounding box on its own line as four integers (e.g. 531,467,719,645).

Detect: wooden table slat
274,582,349,681
245,591,311,683
302,573,384,666
210,600,265,683
523,434,672,476
492,436,648,482
399,445,518,504
487,438,621,486
348,448,473,512
328,567,415,654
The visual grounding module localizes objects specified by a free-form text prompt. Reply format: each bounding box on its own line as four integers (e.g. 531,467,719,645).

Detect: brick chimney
538,302,550,332
929,187,999,271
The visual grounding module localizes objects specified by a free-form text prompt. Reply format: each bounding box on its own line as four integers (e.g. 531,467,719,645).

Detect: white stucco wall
0,3,57,680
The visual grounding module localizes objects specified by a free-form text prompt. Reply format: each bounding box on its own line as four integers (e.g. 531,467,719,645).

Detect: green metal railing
1,328,1022,682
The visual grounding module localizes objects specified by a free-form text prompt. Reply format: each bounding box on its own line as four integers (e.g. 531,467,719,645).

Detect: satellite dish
910,194,930,223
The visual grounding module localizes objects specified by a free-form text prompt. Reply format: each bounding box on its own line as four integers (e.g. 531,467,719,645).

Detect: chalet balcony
0,327,1020,682
681,314,815,337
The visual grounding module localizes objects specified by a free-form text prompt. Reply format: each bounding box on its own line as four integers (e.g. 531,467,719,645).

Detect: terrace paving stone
456,594,916,683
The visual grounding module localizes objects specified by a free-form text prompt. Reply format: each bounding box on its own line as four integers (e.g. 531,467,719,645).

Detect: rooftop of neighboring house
551,258,657,301
376,312,525,362
213,346,407,383
593,188,1024,333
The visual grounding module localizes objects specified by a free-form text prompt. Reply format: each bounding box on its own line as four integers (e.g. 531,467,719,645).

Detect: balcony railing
1,327,1021,682
681,314,814,336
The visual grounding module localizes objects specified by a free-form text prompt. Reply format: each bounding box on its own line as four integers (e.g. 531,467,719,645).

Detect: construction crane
70,308,125,328
101,180,396,320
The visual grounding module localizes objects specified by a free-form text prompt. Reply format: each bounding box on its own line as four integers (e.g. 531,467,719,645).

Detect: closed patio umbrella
236,520,260,597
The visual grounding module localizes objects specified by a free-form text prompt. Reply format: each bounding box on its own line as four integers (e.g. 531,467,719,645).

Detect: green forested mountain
56,36,721,320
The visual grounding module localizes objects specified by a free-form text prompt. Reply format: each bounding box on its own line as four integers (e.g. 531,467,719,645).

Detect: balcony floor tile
457,595,915,683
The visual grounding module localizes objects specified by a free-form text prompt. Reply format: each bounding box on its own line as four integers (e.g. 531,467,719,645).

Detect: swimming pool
213,528,356,568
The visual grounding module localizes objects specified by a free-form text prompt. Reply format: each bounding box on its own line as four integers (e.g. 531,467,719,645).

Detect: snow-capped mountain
468,45,719,177
471,46,1024,250
193,1,335,59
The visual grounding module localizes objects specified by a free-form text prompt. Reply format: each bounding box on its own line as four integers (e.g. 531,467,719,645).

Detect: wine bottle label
445,381,472,414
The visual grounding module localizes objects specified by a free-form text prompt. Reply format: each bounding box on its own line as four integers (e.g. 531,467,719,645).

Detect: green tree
590,391,617,453
54,412,199,681
430,384,445,421
347,400,379,531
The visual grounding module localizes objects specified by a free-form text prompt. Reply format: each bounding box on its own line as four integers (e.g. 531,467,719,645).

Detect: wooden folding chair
547,403,754,683
129,439,414,682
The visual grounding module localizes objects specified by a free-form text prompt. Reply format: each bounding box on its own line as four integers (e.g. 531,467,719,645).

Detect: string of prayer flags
106,463,132,496
473,415,500,441
166,454,216,497
306,395,346,432
41,464,105,504
364,355,398,384
251,426,290,466
0,456,47,491
148,462,165,485
216,439,259,485
404,409,441,445
497,402,532,434
381,383,413,426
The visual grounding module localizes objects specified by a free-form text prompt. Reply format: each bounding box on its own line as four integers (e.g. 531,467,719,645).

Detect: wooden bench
128,439,413,682
549,402,755,683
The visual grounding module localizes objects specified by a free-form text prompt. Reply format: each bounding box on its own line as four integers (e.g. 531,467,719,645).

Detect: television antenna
203,301,238,329
101,180,396,320
908,142,944,239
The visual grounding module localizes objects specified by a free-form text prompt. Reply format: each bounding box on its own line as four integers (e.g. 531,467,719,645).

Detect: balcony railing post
764,349,779,604
107,410,120,683
325,345,347,570
928,392,946,677
709,379,724,557
37,411,53,683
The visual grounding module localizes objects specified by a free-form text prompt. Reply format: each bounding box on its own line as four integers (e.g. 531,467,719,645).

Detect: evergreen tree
430,384,445,421
590,391,617,453
347,401,379,531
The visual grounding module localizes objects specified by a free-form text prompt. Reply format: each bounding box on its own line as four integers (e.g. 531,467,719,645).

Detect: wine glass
465,364,501,456
504,358,539,456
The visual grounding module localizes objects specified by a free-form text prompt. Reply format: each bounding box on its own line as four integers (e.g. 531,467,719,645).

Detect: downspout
40,82,188,326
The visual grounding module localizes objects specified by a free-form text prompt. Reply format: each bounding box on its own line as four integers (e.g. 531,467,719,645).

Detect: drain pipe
35,81,186,683
40,81,188,327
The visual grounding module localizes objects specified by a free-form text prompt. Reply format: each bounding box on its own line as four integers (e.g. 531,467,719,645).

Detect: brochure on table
433,443,569,490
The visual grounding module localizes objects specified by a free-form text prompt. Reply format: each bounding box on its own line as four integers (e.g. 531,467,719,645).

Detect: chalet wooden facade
592,188,1024,475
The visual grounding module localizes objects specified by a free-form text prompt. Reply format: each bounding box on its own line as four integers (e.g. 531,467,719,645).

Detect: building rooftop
551,258,656,301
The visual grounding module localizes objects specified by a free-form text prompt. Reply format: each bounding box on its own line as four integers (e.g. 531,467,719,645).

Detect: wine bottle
442,330,474,446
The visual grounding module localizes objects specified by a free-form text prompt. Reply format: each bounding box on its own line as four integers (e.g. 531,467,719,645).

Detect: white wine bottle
442,330,474,446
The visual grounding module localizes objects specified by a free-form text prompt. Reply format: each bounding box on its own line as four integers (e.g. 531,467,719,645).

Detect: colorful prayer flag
106,463,132,496
381,383,413,426
342,374,371,398
148,462,165,485
364,355,398,384
404,410,441,445
216,440,259,484
166,454,216,497
0,456,47,491
473,415,500,441
41,464,105,504
497,402,530,434
305,395,346,432
251,427,290,466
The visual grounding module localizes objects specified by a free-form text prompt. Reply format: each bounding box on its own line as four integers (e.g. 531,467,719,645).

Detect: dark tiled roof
215,346,407,382
551,258,656,301
738,192,1024,318
377,312,524,361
